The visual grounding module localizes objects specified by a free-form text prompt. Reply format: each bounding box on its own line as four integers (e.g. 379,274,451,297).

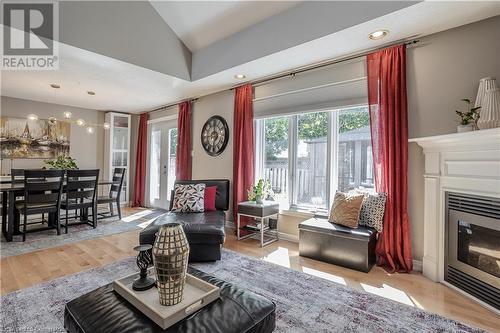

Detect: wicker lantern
153,223,190,306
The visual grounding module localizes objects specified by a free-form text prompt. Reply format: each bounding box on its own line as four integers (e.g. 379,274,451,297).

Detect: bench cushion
299,218,377,240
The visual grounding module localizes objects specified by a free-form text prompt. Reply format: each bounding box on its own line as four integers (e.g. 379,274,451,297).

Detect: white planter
457,124,473,133
477,87,500,129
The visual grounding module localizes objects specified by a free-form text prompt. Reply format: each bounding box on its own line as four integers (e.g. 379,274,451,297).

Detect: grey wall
406,15,500,260
0,96,105,174
125,16,500,264
191,90,235,220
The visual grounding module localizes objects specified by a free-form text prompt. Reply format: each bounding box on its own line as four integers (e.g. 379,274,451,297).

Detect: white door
148,120,177,209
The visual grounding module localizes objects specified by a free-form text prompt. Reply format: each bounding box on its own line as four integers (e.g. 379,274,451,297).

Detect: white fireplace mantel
410,128,500,285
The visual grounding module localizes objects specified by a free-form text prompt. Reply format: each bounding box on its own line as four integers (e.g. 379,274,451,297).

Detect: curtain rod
241,38,419,89
148,38,419,113
149,98,198,114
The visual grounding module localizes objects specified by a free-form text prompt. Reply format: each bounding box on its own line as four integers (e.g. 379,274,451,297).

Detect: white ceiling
150,1,300,51
1,1,500,113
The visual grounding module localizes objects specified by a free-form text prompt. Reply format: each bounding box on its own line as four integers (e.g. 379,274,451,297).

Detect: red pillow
204,186,217,211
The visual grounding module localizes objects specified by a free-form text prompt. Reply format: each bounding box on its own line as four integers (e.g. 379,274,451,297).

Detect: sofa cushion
171,184,206,212
204,186,217,211
140,211,226,246
173,179,230,211
328,192,364,228
354,190,387,232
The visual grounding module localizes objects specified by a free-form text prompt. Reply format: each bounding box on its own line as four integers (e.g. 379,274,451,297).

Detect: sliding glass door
148,120,177,209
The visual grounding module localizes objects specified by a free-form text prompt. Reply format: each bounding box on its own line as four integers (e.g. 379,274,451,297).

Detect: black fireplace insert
445,192,500,310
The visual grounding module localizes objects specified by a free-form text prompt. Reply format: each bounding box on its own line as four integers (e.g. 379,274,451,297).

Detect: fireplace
445,192,500,310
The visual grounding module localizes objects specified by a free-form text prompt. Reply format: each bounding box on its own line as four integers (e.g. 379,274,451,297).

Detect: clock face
201,115,229,156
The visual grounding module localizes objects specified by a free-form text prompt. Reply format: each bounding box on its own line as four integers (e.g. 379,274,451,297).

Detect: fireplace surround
411,128,500,313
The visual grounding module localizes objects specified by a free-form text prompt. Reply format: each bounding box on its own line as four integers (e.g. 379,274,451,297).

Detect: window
167,128,178,194
149,130,161,201
295,112,328,208
337,107,373,192
256,106,373,212
263,117,289,208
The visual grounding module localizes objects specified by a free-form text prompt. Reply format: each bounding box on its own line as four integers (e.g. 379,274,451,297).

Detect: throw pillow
354,189,387,232
204,186,217,211
328,191,364,228
171,184,206,213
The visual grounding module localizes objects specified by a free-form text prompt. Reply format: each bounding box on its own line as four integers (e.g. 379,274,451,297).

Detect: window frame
255,105,370,212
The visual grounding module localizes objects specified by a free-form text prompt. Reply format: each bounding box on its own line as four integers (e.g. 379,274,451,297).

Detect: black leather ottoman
64,267,276,333
299,218,377,273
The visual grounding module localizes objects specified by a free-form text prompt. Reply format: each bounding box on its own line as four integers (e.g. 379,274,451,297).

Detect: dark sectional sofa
139,179,229,262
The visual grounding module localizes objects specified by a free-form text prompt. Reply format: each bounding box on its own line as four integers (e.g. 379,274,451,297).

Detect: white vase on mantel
457,124,473,133
477,87,500,129
474,77,497,107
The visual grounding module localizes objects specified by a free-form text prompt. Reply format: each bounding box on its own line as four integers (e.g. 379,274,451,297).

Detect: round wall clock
201,115,229,156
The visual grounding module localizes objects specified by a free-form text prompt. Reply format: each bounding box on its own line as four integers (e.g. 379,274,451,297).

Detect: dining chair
60,169,99,233
97,167,125,220
15,169,65,241
11,169,47,223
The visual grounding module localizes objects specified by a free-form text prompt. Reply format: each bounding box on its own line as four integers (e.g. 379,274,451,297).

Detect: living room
1,1,499,332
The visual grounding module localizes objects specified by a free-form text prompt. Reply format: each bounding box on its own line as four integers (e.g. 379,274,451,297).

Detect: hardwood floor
1,210,498,332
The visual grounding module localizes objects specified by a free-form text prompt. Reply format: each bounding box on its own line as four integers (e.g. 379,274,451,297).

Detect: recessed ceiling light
234,74,246,79
27,114,38,121
87,91,95,96
369,30,389,40
50,83,60,89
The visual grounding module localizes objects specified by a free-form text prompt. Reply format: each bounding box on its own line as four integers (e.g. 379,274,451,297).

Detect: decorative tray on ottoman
113,269,220,330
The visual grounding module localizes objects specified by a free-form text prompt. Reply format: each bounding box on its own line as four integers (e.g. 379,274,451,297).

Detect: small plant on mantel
44,155,78,170
455,98,481,132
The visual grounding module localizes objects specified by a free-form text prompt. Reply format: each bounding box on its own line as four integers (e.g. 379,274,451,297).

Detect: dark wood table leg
2,191,7,238
82,207,89,221
6,191,15,241
12,191,22,235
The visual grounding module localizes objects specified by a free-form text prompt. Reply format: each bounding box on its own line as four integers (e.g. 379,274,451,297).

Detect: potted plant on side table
248,179,273,204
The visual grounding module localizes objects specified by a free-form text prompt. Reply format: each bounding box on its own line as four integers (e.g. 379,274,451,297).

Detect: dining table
1,179,119,242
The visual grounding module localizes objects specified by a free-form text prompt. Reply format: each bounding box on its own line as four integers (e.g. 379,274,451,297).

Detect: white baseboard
227,220,424,272
225,221,299,242
412,259,423,272
278,232,299,243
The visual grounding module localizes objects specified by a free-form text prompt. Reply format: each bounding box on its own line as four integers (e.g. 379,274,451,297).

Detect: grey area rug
0,209,165,258
0,249,483,333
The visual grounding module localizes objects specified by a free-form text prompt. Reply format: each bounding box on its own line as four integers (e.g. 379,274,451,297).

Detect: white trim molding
411,127,500,309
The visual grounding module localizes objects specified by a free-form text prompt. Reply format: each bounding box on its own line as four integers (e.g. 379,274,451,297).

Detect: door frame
146,116,177,209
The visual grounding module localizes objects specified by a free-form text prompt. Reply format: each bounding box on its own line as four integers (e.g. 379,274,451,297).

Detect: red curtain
132,113,148,207
176,101,192,180
233,84,255,227
367,44,413,273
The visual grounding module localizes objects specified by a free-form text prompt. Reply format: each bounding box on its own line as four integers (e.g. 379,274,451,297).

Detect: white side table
237,201,279,247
